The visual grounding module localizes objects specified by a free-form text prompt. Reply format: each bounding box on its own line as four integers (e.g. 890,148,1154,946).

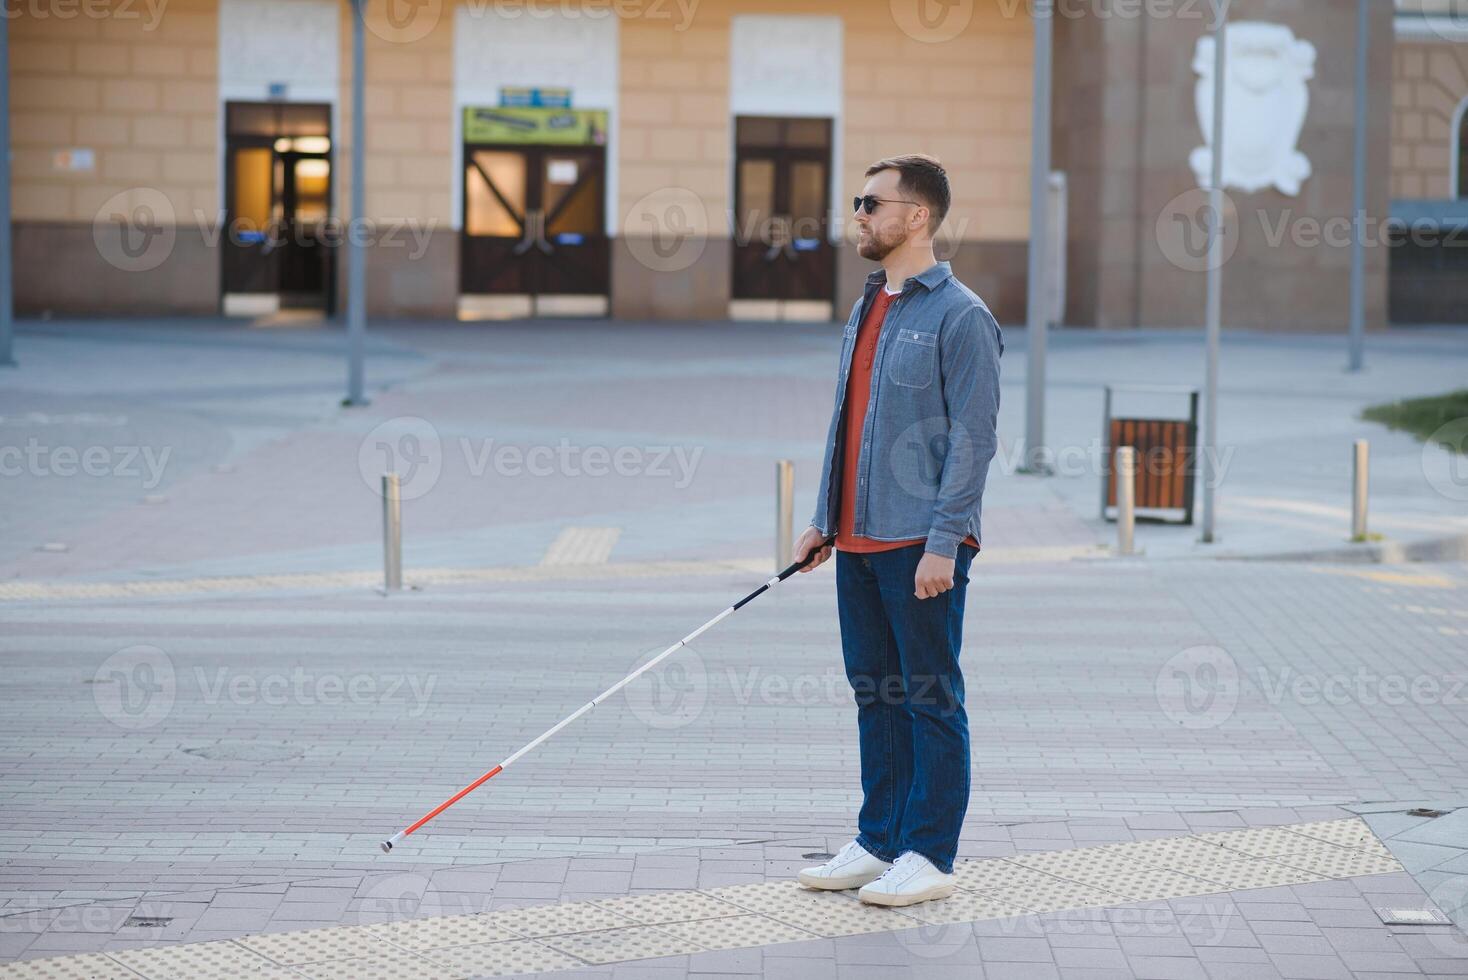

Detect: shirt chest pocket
886,328,937,389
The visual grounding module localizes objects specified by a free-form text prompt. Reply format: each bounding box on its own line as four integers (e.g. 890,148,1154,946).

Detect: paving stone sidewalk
3,318,1467,976
3,319,1465,582
3,557,1468,975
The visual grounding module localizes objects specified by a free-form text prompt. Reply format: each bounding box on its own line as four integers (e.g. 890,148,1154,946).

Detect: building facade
9,0,1465,328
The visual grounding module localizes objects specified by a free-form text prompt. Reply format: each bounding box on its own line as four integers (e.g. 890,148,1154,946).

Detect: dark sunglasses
853,194,920,215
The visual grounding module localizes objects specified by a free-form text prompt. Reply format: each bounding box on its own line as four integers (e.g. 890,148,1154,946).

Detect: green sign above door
462,107,608,146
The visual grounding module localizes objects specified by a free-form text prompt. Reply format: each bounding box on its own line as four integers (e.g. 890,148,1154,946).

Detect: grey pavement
3,319,1465,582
1,317,1467,976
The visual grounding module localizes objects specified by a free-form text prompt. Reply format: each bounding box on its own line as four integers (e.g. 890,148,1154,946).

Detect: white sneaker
797,840,893,891
857,851,956,907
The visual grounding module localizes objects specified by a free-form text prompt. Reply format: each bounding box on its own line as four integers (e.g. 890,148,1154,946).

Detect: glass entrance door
277,151,331,300
221,102,334,314
461,145,608,307
732,116,835,306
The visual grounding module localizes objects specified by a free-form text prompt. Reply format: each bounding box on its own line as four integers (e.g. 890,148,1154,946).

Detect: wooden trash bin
1101,385,1199,526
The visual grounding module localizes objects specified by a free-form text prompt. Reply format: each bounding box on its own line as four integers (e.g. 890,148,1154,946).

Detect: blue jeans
836,542,977,874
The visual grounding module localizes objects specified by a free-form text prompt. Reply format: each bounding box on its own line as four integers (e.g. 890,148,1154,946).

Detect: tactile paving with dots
595,890,747,925
538,925,706,964
238,925,402,964
1198,826,1334,859
969,877,1131,914
701,880,848,910
367,913,520,950
3,815,1409,978
1059,867,1227,902
1010,848,1151,876
1284,818,1393,853
654,913,817,950
952,859,1066,891
1092,836,1241,868
420,939,585,976
289,951,459,980
1270,847,1403,879
1169,855,1319,891
891,891,1031,926
482,900,639,938
107,941,289,979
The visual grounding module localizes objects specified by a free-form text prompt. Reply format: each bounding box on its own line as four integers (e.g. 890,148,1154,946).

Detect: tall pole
1023,0,1053,474
0,12,15,368
1201,3,1228,544
345,0,368,405
1347,0,1368,372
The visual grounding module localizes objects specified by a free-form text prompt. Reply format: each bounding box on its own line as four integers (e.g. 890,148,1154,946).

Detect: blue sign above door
500,87,572,109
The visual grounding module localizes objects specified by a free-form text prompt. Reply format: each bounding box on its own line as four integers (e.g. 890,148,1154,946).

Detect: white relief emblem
1190,22,1317,197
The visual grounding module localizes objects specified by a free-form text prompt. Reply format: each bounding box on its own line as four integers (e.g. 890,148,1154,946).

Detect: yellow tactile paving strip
0,547,1096,602
0,818,1404,979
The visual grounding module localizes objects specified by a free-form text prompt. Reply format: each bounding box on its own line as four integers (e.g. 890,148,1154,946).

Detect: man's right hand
793,526,834,572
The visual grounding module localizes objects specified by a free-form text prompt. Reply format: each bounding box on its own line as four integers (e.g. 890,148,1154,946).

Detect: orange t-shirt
836,286,980,555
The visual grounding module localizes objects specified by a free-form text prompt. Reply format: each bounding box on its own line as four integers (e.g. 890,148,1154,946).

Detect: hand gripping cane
381,536,836,852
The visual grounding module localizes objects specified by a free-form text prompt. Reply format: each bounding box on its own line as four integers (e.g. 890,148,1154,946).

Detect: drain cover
801,852,835,861
1406,808,1449,818
123,917,172,928
182,740,304,762
1375,906,1452,926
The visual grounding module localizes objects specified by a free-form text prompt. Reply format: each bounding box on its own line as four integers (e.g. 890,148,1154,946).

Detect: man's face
855,170,922,261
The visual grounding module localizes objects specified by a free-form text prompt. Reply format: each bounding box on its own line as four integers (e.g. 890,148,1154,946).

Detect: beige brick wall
10,0,218,226
845,1,1032,244
619,6,732,241
1391,39,1468,199
619,0,1032,245
12,0,1029,241
337,11,454,227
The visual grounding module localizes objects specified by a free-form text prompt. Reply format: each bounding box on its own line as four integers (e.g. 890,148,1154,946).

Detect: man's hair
865,154,950,233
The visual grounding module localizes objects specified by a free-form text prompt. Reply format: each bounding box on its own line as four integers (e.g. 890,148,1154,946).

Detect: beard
857,228,902,261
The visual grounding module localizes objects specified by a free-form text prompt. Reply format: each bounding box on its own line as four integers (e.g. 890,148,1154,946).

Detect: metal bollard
1352,439,1369,540
1116,446,1136,556
382,473,402,591
775,460,794,572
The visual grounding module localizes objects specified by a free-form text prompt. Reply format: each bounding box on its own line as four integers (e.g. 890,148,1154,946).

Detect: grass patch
1361,390,1468,452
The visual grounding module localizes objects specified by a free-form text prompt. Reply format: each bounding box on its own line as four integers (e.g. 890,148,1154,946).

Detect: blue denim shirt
810,260,1004,559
